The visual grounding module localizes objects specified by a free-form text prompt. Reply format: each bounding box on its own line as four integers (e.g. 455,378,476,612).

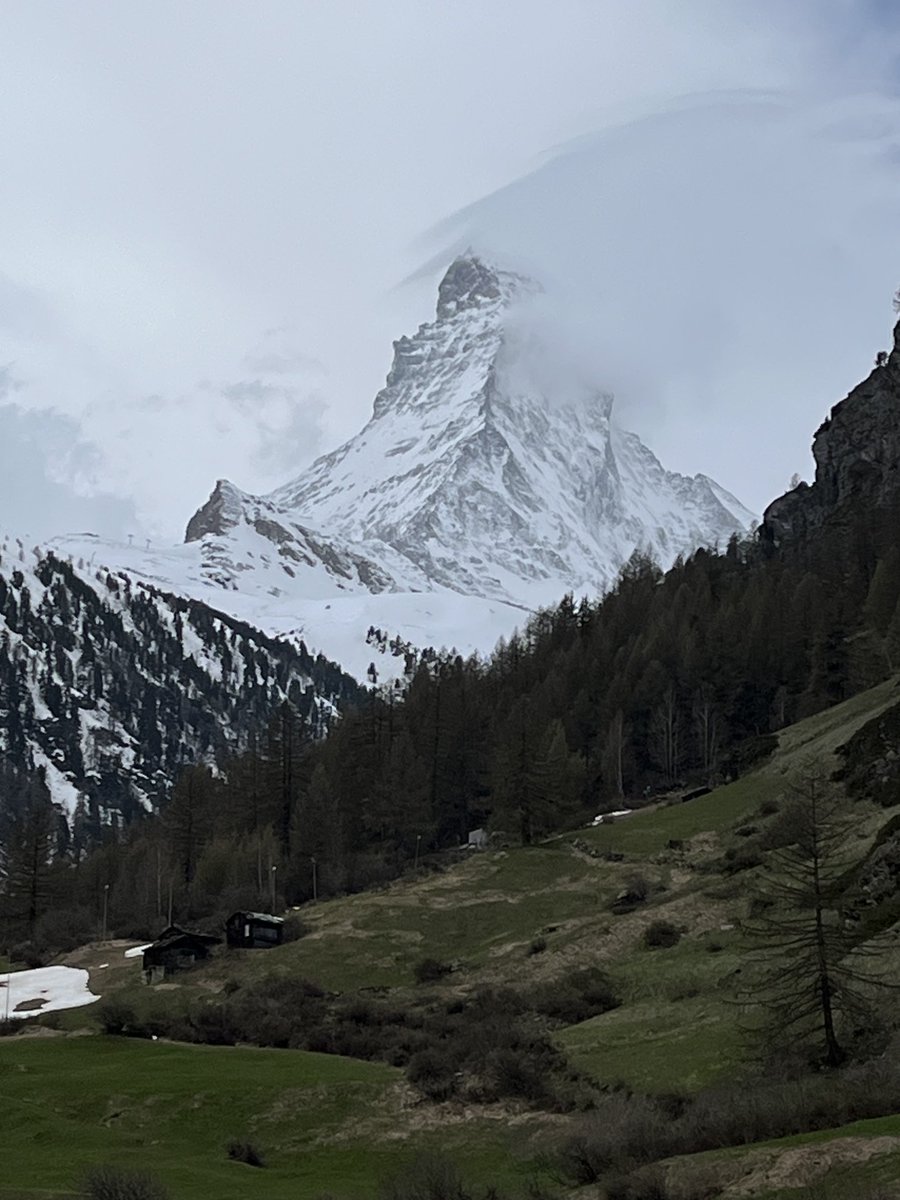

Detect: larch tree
742,766,893,1067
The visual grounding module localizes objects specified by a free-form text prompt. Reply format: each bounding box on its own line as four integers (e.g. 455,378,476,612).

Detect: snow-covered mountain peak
63,257,754,683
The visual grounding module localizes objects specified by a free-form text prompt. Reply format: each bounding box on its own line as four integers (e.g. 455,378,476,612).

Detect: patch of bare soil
686,1135,900,1196
13,997,47,1012
16,1022,64,1038
318,1077,563,1147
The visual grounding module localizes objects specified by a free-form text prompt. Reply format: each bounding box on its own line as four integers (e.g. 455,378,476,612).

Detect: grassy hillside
4,677,900,1198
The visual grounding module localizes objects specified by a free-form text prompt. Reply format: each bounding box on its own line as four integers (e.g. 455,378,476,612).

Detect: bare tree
650,686,680,787
692,686,720,780
603,709,625,798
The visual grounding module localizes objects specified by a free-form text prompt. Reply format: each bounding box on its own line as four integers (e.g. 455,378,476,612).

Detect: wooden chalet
142,925,221,984
225,911,285,949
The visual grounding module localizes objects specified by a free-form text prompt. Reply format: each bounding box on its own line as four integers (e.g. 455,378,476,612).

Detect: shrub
527,936,548,956
0,1017,19,1037
530,967,620,1025
483,1046,551,1105
406,1047,459,1101
413,957,452,984
380,1153,469,1200
282,913,310,943
9,942,46,970
559,1054,900,1183
226,1139,266,1167
97,999,142,1037
611,876,651,914
604,1164,670,1200
82,1166,170,1200
642,921,681,950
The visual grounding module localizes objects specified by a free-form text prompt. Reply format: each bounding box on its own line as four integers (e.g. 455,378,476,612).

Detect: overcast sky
2,1,900,541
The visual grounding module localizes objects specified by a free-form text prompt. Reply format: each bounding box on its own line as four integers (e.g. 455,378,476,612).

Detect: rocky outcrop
185,479,246,542
763,320,900,545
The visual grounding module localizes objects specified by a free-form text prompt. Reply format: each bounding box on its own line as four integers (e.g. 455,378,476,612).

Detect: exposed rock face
764,320,900,544
185,479,245,542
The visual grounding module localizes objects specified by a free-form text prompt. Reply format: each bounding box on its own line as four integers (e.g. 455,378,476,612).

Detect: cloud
0,310,326,540
1,1,900,539
0,398,139,541
430,90,900,511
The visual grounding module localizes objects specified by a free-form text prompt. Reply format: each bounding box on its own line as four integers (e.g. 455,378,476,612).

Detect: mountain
0,533,360,816
61,258,752,681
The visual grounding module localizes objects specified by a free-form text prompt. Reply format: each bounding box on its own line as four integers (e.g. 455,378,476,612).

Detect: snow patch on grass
0,965,100,1019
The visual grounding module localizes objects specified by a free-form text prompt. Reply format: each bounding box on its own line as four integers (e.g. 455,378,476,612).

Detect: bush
604,1164,670,1200
642,921,681,950
380,1153,469,1200
530,967,620,1025
9,942,46,970
611,876,652,914
226,1139,266,1167
484,1046,551,1105
0,1017,19,1037
97,999,143,1037
527,936,548,956
413,957,452,984
281,913,310,943
559,1054,900,1183
82,1166,170,1200
406,1047,459,1101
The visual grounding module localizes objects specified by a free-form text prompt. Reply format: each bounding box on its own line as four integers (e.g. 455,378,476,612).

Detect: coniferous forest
4,476,900,955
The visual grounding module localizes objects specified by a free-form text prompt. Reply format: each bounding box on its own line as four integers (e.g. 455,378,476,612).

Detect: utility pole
414,834,422,871
310,856,317,902
101,883,110,941
270,864,277,912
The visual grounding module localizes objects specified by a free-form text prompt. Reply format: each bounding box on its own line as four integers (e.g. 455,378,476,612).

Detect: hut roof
227,911,284,925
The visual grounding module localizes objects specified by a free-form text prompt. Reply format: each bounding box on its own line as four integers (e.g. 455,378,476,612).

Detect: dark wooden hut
142,925,221,984
225,911,284,949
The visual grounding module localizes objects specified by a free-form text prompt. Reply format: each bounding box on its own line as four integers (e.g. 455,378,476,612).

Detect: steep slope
0,533,360,815
764,317,900,546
